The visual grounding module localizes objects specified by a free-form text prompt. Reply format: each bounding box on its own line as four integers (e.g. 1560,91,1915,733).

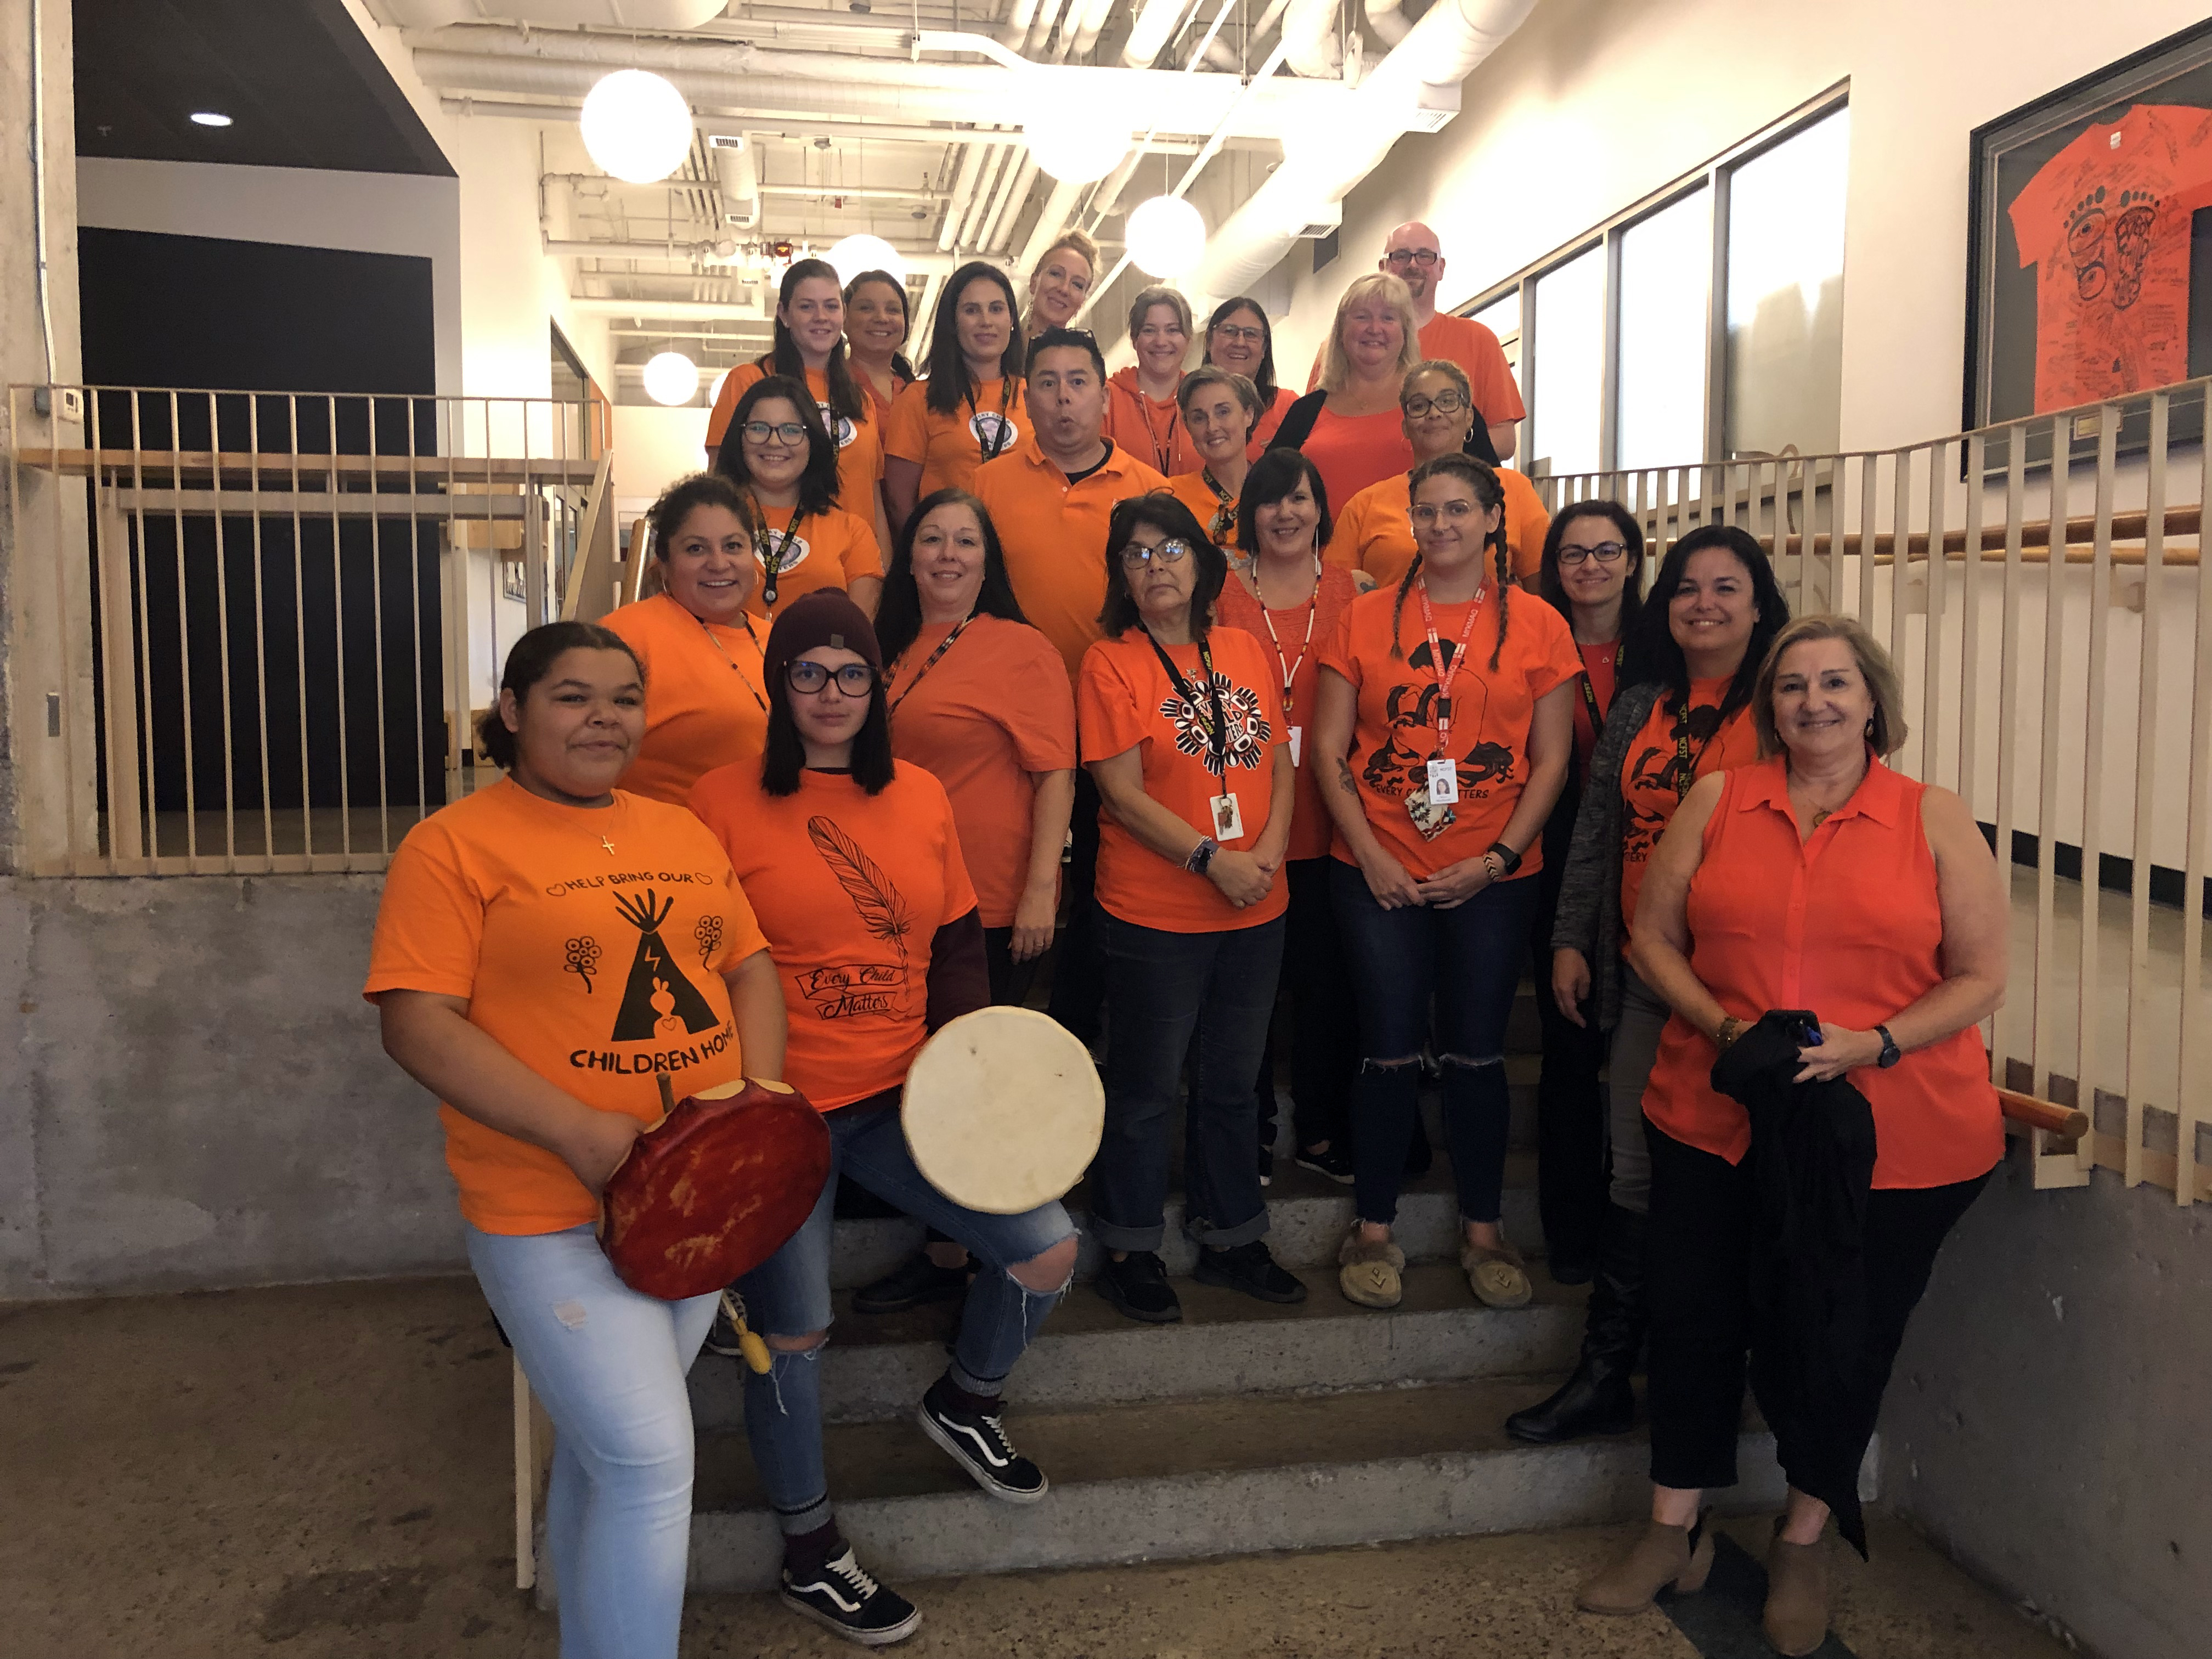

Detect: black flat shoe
1093,1250,1182,1323
851,1252,970,1315
1194,1240,1307,1304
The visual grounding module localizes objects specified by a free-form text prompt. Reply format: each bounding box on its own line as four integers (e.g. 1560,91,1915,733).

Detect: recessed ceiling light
189,111,233,127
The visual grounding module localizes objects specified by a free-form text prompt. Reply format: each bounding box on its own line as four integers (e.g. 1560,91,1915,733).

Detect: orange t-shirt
884,377,1029,498
1165,467,1243,550
602,592,771,806
688,759,978,1111
1214,563,1361,862
1248,386,1295,455
1301,314,1523,425
1640,757,2005,1188
363,778,767,1235
1617,676,1762,947
1318,582,1581,880
1078,626,1290,933
974,441,1171,684
1324,466,1549,588
2008,104,2212,415
706,362,884,527
1105,368,1203,477
1301,406,1415,527
857,369,910,430
749,502,883,622
886,614,1078,928
1571,637,1621,771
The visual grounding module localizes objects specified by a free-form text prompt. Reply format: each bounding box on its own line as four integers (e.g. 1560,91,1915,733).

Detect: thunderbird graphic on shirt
1159,671,1271,777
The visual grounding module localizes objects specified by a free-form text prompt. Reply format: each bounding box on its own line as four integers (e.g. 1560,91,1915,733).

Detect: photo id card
1210,792,1245,842
1425,757,1460,806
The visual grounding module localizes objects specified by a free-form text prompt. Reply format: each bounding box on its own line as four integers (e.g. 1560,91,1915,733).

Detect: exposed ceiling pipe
1278,0,1342,78
381,0,727,25
1014,176,1086,276
1065,0,1120,61
983,157,1041,253
1023,0,1071,58
1121,0,1198,67
998,0,1043,48
1248,0,1298,41
954,144,1013,250
971,150,1029,254
1364,0,1412,44
937,142,987,251
756,183,952,201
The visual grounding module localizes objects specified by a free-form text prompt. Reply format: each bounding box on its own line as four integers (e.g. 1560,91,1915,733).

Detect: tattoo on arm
1334,758,1358,798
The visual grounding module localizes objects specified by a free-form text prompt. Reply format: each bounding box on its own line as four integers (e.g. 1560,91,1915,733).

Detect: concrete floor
1,1275,2072,1659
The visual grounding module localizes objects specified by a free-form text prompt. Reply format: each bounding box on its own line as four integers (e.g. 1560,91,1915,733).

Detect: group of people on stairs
364,219,2010,1658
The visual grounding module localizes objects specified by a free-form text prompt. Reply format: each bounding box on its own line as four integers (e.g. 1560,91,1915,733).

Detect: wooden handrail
1997,1088,2089,1140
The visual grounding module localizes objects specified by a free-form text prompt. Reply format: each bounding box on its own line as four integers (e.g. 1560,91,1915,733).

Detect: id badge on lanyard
1406,582,1485,838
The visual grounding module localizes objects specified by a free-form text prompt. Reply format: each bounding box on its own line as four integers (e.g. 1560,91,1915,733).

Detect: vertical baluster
2179,403,2212,1205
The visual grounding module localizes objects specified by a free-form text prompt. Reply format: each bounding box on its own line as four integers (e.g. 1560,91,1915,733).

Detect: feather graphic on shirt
807,815,912,966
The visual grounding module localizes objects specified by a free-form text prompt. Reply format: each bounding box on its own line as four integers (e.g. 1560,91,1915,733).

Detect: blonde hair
1023,230,1100,332
1127,284,1194,341
1319,272,1420,393
1751,616,1909,759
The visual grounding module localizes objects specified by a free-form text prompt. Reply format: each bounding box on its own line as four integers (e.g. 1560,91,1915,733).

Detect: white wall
612,403,712,522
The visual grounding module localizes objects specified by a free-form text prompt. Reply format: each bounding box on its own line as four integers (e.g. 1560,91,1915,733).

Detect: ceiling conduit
1363,0,1412,44
1121,0,1198,67
379,0,727,26
1277,0,1341,78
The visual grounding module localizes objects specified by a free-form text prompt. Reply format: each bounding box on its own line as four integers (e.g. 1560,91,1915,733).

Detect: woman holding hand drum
368,621,788,1659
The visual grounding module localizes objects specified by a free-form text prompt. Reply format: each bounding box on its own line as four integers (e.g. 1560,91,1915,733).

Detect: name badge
1210,792,1245,843
1288,726,1303,768
1426,757,1460,806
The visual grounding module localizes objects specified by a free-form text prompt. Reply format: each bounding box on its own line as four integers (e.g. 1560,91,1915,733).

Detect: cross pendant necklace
600,833,617,856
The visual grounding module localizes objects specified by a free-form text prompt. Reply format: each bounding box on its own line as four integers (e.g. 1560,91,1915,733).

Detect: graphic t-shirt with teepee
689,759,978,1112
366,777,769,1235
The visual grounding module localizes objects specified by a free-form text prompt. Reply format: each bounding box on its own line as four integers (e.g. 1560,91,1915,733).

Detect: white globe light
643,351,701,407
1022,84,1129,184
826,234,908,286
708,368,730,407
580,70,693,185
1125,194,1206,278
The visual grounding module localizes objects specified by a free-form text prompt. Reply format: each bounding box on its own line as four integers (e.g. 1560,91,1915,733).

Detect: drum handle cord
719,1290,774,1374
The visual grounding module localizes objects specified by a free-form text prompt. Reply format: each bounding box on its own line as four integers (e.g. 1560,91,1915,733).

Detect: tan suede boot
1336,1229,1404,1308
1763,1523,1830,1656
1576,1511,1714,1615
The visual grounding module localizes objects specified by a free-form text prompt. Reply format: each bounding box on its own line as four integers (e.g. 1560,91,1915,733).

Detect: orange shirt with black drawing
1105,368,1203,477
1214,563,1361,862
974,441,1171,683
1318,583,1581,881
887,614,1077,928
363,778,767,1235
749,502,882,622
1616,676,1762,950
689,759,978,1111
884,377,1029,499
1077,625,1289,933
601,592,771,805
1165,468,1243,551
707,362,885,527
1324,465,1550,588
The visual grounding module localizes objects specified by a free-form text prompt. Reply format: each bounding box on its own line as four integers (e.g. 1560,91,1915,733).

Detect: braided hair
1390,452,1511,669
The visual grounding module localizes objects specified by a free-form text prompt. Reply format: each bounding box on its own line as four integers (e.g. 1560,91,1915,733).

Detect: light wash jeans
466,1223,718,1659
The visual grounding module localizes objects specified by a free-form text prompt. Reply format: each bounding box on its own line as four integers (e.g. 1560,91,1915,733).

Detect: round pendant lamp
826,234,909,285
1126,194,1206,278
644,351,702,407
580,70,694,185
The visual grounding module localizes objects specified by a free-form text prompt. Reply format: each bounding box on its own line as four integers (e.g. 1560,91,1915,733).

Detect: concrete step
691,1262,1588,1429
686,1378,1782,1592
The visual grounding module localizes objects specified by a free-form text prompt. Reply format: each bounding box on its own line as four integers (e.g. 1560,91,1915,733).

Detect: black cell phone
1772,1009,1824,1046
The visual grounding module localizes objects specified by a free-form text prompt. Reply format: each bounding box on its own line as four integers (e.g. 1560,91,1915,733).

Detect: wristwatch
1487,840,1523,877
1186,836,1220,875
1875,1024,1901,1068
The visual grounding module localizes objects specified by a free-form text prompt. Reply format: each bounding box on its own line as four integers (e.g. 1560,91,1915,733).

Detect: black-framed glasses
1384,247,1441,268
1402,390,1470,417
742,420,810,445
787,659,878,697
1118,538,1193,569
1558,541,1629,566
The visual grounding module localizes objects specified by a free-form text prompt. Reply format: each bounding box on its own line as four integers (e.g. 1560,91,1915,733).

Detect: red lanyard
1253,559,1320,715
1414,577,1487,760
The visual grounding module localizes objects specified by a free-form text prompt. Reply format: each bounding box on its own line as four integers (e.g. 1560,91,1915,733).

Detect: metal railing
4,385,626,877
1535,380,2212,1207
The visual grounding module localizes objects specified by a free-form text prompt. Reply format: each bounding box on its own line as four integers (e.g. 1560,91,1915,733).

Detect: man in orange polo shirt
975,327,1167,1047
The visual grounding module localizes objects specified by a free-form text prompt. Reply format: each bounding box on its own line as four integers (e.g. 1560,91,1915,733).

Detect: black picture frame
1965,20,2212,468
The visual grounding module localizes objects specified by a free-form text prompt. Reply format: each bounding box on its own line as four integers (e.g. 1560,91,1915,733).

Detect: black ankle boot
1506,1204,1645,1443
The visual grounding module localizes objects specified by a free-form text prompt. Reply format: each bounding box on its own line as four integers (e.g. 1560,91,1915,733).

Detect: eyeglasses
787,659,878,697
742,420,810,445
1212,324,1266,343
1402,390,1470,417
1384,247,1441,268
1558,541,1629,566
1409,500,1482,527
1118,538,1193,569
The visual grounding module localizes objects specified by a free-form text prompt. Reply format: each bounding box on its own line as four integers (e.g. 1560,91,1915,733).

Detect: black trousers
1252,857,1362,1154
1644,1120,1991,1497
983,924,1042,1009
1529,780,1609,1270
1046,769,1107,1048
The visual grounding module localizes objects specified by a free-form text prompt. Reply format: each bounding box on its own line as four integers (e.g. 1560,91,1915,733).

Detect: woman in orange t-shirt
715,376,884,621
602,473,773,805
1313,454,1580,1316
1165,366,1260,551
1581,618,2006,1640
1079,492,1300,1325
1105,285,1202,477
842,268,915,430
686,591,1078,1638
884,261,1029,529
1201,296,1295,454
1274,273,1420,516
1215,448,1361,1186
366,620,786,1659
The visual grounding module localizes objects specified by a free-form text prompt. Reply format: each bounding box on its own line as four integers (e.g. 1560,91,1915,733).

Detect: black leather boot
1506,1204,1645,1443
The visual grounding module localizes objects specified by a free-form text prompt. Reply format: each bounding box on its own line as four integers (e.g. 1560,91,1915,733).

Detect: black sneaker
1295,1143,1356,1184
916,1378,1049,1503
1194,1239,1308,1304
780,1546,921,1646
851,1251,970,1315
1093,1250,1182,1323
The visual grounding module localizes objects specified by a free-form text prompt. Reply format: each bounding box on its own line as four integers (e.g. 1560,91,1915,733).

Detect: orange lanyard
1414,577,1486,760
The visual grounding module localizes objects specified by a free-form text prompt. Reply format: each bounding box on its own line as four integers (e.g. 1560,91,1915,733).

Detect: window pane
1724,106,1849,456
1616,188,1711,470
1471,290,1524,453
1531,245,1605,477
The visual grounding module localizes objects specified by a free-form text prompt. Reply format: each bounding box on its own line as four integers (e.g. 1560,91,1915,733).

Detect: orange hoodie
1104,366,1203,478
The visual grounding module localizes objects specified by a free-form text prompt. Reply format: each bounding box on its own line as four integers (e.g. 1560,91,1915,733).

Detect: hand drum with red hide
600,1076,829,1301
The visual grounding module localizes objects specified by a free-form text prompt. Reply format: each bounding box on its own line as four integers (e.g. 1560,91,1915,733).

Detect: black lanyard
966,381,1015,463
691,606,767,711
1199,469,1236,544
1577,642,1612,735
1145,631,1228,776
1672,698,1721,801
757,506,808,607
887,614,975,723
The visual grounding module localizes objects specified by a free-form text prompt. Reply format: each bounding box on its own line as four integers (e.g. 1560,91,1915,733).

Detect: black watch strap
1875,1024,1901,1068
1487,840,1523,877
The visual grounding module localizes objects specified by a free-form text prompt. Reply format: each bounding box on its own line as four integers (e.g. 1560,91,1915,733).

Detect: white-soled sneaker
779,1547,921,1646
917,1378,1050,1503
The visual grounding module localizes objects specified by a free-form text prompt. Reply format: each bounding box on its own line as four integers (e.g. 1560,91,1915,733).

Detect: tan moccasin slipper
1336,1229,1406,1309
1462,1240,1533,1308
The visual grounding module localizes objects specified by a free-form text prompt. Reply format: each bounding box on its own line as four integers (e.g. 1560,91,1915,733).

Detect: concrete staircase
682,1012,1785,1593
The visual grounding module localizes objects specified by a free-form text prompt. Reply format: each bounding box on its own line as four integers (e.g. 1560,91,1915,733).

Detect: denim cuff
1088,1215,1165,1252
1184,1207,1269,1249
773,1496,835,1537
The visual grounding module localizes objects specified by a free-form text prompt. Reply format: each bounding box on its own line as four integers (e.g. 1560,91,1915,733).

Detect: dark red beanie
762,589,883,692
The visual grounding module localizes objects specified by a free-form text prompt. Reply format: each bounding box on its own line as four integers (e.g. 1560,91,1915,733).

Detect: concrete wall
0,876,465,1299
1882,1154,2212,1659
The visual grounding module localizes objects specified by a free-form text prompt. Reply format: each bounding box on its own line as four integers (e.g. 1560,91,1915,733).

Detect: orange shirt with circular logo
1617,676,1762,949
706,362,884,527
748,503,883,622
884,377,1029,499
1214,563,1360,862
1324,466,1549,589
602,592,771,806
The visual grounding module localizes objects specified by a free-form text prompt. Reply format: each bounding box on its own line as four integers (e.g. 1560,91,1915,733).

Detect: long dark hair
716,375,841,517
1235,447,1333,556
1388,453,1513,669
762,659,896,798
1537,499,1646,640
1619,523,1790,724
761,257,864,425
476,622,642,771
843,269,916,383
647,471,758,561
1203,296,1278,407
874,488,1029,665
924,262,1025,414
1097,492,1228,642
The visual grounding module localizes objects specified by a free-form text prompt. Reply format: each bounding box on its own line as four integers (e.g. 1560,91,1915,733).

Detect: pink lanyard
1414,577,1487,760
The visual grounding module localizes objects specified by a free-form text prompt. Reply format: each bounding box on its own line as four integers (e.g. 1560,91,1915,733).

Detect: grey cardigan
1549,678,1667,1033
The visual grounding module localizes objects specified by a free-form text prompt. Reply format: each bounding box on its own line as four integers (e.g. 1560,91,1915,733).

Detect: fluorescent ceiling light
189,111,233,127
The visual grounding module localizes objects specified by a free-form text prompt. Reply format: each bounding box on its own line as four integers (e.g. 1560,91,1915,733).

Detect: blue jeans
1330,860,1538,1229
1094,906,1286,1252
735,1092,1076,1534
467,1223,718,1659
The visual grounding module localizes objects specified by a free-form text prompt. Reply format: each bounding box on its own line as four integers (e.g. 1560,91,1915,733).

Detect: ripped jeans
734,1090,1075,1536
1330,860,1539,1229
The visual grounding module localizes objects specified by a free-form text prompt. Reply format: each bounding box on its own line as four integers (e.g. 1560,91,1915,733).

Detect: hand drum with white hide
902,1006,1104,1214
